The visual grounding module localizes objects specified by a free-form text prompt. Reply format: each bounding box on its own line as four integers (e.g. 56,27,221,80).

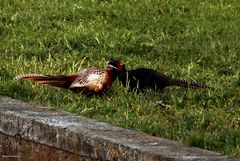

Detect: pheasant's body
14,60,123,95
118,67,210,92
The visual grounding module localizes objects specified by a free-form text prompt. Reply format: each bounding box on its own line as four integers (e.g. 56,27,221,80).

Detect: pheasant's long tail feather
169,78,211,89
14,74,78,89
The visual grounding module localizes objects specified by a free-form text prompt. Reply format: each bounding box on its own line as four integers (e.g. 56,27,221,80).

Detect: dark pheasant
118,64,211,92
14,60,123,95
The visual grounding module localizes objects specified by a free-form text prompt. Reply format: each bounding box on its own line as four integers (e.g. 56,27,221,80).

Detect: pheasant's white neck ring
107,64,118,70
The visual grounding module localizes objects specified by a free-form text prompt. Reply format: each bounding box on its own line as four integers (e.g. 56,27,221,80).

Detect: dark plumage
118,65,211,92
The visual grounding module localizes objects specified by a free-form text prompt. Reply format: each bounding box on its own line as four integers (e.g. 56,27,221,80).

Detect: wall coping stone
0,96,239,161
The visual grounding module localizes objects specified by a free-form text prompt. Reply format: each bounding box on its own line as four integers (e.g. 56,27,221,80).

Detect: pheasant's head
107,59,128,85
107,59,124,71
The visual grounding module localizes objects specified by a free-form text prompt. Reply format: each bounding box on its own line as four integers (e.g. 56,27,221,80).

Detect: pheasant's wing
69,67,105,88
76,67,98,75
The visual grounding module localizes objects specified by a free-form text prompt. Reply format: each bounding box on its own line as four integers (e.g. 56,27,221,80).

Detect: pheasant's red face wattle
116,60,123,71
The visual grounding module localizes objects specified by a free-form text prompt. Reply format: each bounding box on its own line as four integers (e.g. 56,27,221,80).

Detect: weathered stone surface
0,96,239,161
0,132,94,161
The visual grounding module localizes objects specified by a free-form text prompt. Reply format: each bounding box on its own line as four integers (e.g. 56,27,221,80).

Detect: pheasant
117,63,211,92
14,59,123,95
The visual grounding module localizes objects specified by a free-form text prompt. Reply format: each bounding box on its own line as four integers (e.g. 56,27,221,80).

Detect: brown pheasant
14,60,123,95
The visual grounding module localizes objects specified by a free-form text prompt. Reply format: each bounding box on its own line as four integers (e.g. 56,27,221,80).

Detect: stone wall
0,96,239,161
0,132,91,161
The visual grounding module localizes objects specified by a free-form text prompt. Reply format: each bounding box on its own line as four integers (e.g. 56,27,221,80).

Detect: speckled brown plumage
14,60,123,95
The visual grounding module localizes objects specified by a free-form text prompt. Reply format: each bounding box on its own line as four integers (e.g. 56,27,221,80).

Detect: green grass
1,0,240,157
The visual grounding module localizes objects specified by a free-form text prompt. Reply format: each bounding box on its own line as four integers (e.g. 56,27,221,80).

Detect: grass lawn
1,0,240,157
